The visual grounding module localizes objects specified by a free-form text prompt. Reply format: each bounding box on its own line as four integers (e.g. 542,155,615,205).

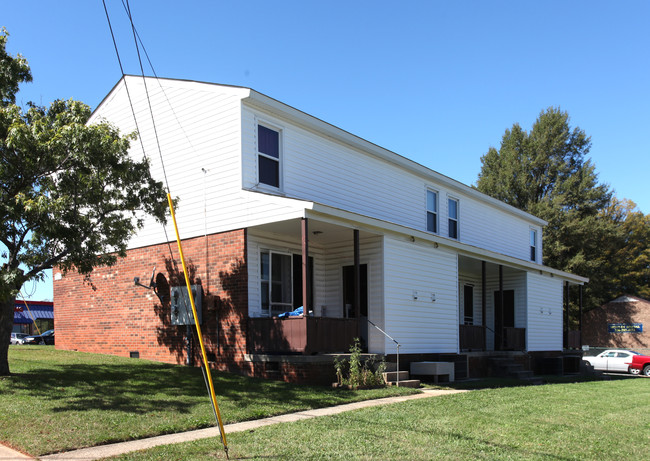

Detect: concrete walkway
2,388,466,461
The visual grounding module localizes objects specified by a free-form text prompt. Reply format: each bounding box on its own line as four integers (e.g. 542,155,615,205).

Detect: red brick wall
582,298,650,349
54,229,250,372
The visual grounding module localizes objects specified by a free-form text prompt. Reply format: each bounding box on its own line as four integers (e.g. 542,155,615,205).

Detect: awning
13,309,54,324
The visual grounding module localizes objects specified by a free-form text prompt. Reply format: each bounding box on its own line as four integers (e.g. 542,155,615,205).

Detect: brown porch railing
247,316,358,354
502,327,526,351
459,324,486,351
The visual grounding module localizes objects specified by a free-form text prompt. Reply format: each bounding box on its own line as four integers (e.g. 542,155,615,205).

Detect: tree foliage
0,29,168,375
600,198,650,300
476,107,637,309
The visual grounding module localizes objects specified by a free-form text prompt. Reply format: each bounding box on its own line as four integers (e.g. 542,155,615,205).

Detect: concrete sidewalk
4,388,466,461
0,444,32,460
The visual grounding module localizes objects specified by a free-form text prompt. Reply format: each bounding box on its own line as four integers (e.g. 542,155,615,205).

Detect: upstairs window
448,198,459,239
530,229,537,261
257,124,280,188
426,190,438,233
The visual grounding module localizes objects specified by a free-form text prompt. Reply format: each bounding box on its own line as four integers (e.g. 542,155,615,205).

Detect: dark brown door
494,290,514,350
343,264,368,348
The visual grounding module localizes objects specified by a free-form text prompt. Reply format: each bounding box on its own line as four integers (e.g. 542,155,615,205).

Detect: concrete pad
410,361,455,382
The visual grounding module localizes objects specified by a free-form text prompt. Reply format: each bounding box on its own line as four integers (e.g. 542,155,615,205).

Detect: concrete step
383,371,410,382
386,379,421,388
383,362,399,372
512,370,535,380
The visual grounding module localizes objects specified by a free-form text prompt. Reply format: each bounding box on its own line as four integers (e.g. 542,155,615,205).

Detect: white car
10,332,28,345
583,350,642,374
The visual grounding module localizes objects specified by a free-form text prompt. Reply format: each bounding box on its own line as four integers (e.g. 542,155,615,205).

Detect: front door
494,290,514,350
343,264,368,348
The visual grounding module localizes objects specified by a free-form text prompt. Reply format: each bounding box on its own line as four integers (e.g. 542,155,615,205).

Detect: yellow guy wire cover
167,193,228,454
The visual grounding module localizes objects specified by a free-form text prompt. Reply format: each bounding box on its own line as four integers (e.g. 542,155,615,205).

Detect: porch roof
246,190,589,285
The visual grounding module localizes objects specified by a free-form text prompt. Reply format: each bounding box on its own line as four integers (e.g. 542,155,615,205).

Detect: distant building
13,300,54,335
582,295,649,350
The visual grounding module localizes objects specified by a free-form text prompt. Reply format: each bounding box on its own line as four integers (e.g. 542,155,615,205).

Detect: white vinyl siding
242,104,542,262
383,236,458,354
526,273,563,351
90,77,246,250
94,79,548,263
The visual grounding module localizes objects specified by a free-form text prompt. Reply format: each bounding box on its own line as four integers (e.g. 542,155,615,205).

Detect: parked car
627,354,650,376
23,329,55,345
10,332,28,345
582,350,644,374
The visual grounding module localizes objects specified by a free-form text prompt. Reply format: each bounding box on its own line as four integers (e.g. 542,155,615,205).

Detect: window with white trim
257,124,280,188
448,197,459,239
260,250,313,317
530,229,537,261
260,251,292,316
426,189,438,233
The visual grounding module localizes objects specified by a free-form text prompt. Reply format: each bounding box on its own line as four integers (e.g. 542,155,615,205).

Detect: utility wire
123,0,171,194
101,0,147,161
120,0,202,184
118,0,215,371
103,2,228,457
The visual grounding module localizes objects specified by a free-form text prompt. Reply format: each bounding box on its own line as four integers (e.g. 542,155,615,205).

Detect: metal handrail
367,319,401,386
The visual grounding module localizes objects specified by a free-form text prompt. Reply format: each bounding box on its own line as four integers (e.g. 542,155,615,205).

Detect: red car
627,354,650,376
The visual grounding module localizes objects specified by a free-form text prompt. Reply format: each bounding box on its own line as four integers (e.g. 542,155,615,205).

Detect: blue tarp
277,306,303,318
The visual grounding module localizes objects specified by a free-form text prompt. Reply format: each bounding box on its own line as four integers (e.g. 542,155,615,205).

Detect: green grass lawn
0,346,418,456
110,378,650,460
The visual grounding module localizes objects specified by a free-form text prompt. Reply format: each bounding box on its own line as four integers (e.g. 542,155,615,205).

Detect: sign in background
608,323,643,333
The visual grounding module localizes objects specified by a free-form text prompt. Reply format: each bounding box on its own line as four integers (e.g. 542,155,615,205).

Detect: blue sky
2,1,649,301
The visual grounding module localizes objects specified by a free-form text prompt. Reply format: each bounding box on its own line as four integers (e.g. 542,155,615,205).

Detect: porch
247,316,359,354
458,257,529,352
246,214,381,356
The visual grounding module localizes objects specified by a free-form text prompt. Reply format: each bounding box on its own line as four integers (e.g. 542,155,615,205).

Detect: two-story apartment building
53,76,587,383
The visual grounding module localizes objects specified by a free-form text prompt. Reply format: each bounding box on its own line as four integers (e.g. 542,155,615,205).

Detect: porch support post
579,285,583,349
564,281,569,349
354,229,361,338
301,218,311,314
482,261,486,350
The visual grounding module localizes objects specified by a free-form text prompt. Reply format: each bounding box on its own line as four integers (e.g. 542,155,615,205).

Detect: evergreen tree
477,107,617,309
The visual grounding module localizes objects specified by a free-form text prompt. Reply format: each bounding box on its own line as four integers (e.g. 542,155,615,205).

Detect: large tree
0,29,168,375
600,198,650,300
476,107,617,309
